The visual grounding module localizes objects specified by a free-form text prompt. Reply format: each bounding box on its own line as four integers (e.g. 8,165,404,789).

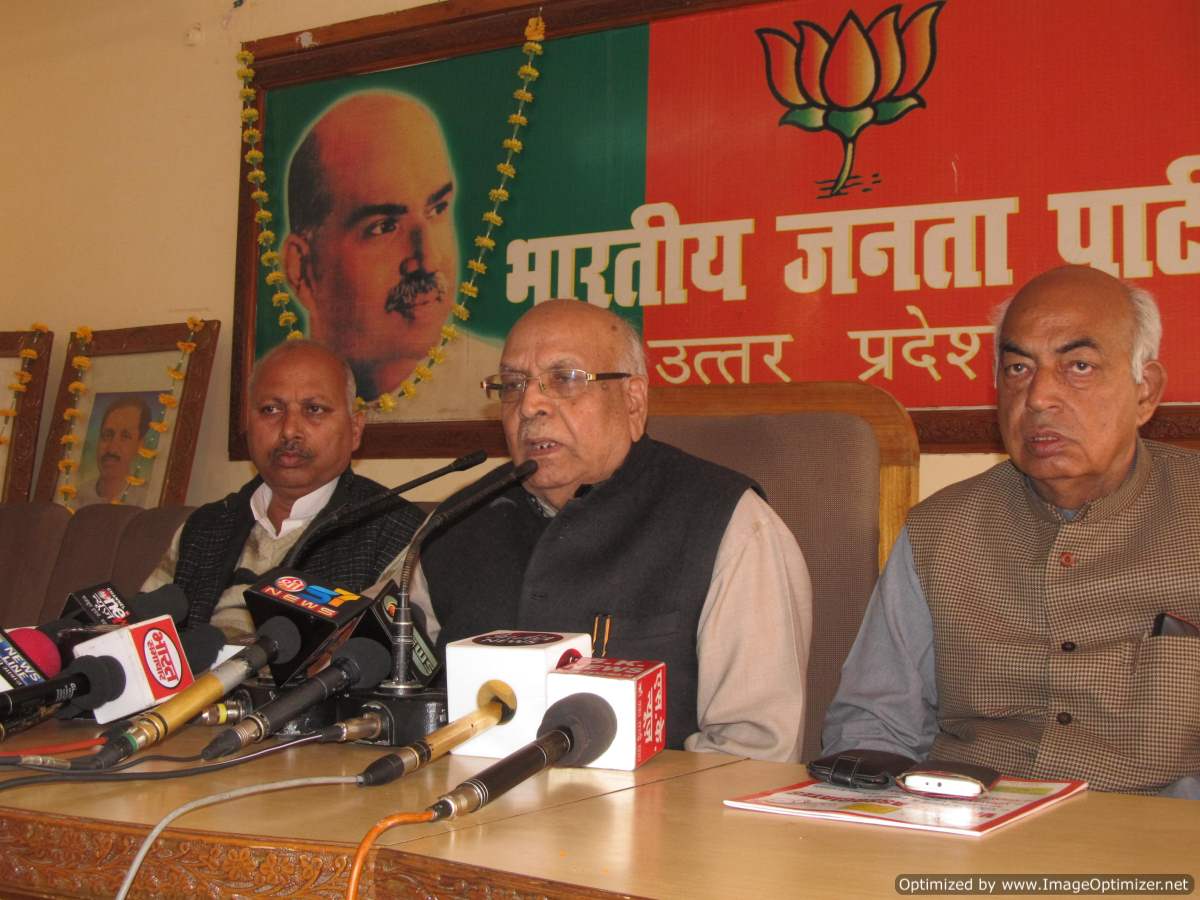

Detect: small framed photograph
34,321,220,509
0,328,55,503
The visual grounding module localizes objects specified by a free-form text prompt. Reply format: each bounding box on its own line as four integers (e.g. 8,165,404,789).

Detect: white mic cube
446,630,591,758
547,658,666,770
74,614,197,724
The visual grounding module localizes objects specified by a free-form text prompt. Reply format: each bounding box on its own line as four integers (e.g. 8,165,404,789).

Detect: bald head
282,91,459,397
994,266,1161,384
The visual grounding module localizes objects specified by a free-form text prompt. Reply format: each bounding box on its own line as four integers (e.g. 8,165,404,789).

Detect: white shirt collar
250,476,341,538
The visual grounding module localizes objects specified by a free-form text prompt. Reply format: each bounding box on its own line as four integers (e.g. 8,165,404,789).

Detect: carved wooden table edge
0,806,641,899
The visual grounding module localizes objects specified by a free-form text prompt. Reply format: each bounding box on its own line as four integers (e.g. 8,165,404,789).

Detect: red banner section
641,0,1199,407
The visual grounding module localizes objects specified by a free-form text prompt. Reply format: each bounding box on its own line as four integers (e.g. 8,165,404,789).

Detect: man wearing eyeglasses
411,299,812,762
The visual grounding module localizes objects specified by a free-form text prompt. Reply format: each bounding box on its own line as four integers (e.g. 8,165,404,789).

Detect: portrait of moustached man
282,90,502,411
76,392,156,508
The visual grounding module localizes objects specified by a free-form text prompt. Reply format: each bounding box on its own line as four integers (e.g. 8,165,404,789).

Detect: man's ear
626,375,649,441
1135,360,1167,426
350,409,366,452
283,232,315,310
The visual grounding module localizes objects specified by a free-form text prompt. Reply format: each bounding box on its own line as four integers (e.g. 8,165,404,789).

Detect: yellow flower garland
52,321,207,513
0,327,48,452
234,15,548,410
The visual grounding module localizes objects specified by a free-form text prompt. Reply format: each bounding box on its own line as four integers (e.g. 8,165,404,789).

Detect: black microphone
57,582,189,628
41,584,191,657
281,451,488,568
0,655,126,718
201,637,391,759
85,616,302,768
378,459,538,694
427,692,617,820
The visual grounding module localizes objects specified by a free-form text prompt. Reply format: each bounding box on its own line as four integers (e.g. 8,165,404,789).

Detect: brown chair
35,504,194,624
0,503,72,626
647,381,918,761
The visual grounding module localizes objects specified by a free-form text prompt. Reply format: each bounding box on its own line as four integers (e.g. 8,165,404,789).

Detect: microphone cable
0,729,330,790
344,809,440,900
117,772,363,900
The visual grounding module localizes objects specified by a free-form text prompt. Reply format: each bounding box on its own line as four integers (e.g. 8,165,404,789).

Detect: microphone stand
281,450,487,569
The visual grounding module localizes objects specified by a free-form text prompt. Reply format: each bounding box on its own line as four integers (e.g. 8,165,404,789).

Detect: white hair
613,313,647,377
991,281,1162,385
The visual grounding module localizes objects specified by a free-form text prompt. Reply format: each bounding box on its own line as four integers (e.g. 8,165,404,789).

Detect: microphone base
335,688,447,746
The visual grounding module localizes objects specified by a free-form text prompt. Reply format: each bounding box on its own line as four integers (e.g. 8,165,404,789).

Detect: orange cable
0,737,105,758
345,809,436,899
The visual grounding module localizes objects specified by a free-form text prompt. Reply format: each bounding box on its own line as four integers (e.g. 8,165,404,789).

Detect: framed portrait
34,321,220,509
0,329,54,503
233,0,1200,455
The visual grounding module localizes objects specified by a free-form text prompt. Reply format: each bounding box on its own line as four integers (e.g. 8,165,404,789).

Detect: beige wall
0,0,998,513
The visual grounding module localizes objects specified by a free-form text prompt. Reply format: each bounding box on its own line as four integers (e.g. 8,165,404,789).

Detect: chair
646,381,918,761
0,502,195,626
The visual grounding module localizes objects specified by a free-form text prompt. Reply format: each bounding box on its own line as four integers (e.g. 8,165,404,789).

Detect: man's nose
400,225,427,274
517,376,554,419
1026,365,1062,411
279,405,304,437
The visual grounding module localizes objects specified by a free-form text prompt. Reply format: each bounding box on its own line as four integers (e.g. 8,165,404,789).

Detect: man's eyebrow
427,182,454,205
344,203,408,228
999,339,1031,358
1056,338,1099,354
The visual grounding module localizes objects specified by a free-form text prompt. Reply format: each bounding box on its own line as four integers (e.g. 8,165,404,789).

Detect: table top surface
1,721,1196,898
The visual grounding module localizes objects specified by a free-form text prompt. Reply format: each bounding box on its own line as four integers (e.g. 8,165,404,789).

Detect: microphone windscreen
336,637,392,689
181,624,225,673
69,654,127,711
9,628,63,678
537,692,618,768
259,616,302,665
130,584,189,625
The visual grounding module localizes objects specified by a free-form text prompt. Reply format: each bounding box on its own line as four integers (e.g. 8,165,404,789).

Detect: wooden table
0,724,1195,898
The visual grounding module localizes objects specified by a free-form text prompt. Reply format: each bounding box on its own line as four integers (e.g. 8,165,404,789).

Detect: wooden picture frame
233,0,1200,456
34,322,220,508
0,329,54,503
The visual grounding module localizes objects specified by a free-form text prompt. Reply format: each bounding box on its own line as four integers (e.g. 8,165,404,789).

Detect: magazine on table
723,776,1087,837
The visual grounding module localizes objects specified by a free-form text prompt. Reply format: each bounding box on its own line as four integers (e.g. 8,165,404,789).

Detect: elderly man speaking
411,299,813,761
824,265,1200,796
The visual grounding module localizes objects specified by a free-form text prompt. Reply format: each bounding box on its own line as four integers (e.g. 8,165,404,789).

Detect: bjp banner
235,0,1199,452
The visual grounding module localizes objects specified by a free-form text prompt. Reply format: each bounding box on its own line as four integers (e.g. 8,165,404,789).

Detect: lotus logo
143,628,183,689
758,2,945,196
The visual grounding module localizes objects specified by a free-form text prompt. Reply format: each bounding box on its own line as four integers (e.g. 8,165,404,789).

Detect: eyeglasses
481,368,631,402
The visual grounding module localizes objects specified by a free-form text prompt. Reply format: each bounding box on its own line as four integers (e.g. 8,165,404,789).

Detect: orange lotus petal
895,1,945,97
757,29,809,107
868,7,903,98
794,22,831,106
821,11,879,108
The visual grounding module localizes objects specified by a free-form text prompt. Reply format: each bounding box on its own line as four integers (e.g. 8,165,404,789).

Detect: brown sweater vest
907,439,1200,793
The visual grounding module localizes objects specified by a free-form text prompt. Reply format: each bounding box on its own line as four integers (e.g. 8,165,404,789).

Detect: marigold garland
52,321,208,513
0,326,48,452
234,16,548,411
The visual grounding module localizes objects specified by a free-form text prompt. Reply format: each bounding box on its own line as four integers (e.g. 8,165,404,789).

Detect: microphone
281,451,487,568
378,459,538,695
0,655,126,718
359,681,515,786
428,692,617,820
58,582,188,627
8,628,63,677
86,616,302,768
42,584,191,658
202,637,391,758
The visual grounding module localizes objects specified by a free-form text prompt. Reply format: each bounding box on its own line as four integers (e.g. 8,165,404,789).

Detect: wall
0,0,999,510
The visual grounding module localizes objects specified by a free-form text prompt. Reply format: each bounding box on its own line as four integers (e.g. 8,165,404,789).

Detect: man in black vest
141,340,425,635
416,300,812,761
